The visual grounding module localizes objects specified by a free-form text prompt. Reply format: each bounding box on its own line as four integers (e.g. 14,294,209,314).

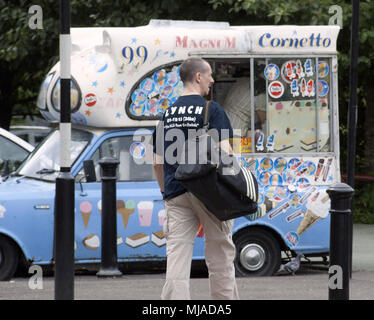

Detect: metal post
97,157,122,278
346,0,360,278
54,0,74,300
327,183,354,300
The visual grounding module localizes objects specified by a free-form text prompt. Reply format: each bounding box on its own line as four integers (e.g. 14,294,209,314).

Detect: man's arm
153,153,165,194
219,139,233,155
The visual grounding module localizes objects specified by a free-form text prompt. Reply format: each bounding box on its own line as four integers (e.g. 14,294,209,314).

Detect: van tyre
0,235,19,281
234,229,281,277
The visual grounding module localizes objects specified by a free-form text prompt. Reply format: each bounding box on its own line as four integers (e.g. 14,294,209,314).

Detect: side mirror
83,160,97,182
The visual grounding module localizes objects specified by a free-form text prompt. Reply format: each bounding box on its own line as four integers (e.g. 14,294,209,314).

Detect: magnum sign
175,36,236,50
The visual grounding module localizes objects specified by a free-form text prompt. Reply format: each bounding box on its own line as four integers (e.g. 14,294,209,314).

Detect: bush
353,183,374,224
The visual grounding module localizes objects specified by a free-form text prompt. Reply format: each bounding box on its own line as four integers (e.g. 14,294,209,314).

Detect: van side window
89,135,156,182
126,63,184,120
0,136,30,173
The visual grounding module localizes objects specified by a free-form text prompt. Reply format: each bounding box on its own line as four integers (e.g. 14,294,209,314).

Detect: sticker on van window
131,89,147,105
318,80,329,97
130,103,145,116
274,157,287,173
268,81,284,99
304,59,313,77
317,61,329,78
147,98,158,114
153,69,168,87
295,60,305,78
281,60,297,83
160,85,174,98
130,142,146,159
166,71,179,87
157,98,170,113
300,78,307,97
306,79,315,97
140,78,155,93
290,79,299,97
264,64,280,81
260,157,273,172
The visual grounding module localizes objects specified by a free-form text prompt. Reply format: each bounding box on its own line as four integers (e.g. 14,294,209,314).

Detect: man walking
153,57,239,300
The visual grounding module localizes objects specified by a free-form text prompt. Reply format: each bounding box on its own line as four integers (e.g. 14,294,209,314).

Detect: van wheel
234,229,281,277
0,235,19,281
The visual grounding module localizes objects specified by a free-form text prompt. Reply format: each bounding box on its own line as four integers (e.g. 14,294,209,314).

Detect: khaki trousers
161,192,239,300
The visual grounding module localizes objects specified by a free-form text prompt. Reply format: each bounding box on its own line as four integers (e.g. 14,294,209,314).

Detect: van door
74,129,165,263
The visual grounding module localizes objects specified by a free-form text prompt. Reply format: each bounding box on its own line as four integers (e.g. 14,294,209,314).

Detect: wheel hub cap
239,244,266,271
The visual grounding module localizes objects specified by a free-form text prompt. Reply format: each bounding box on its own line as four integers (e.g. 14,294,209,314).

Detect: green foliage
353,183,374,224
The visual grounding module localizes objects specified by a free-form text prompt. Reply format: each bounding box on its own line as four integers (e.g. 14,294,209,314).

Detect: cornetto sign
259,32,332,49
175,36,236,49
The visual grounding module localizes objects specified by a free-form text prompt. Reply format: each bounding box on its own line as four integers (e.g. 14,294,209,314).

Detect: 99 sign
122,46,148,65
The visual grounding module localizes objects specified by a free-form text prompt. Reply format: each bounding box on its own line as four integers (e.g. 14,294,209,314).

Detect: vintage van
0,20,340,280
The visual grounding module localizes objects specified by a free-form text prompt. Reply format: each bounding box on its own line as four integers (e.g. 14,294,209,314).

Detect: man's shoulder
209,100,225,113
174,95,205,105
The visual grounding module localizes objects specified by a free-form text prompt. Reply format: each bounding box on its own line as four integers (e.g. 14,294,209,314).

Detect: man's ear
195,72,201,83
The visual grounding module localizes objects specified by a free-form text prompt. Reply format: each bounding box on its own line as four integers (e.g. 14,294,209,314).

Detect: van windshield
17,129,92,181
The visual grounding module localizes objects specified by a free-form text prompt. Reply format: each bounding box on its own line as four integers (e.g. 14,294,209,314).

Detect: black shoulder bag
175,101,258,221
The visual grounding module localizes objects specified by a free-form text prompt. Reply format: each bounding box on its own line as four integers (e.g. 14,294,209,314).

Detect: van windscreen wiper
36,168,57,175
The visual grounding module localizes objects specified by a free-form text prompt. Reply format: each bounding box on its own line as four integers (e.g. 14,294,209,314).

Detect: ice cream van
0,20,341,280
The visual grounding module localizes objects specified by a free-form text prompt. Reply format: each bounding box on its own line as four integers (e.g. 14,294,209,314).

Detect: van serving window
208,57,331,154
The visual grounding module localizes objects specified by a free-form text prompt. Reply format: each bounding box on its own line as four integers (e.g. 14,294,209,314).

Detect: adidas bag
175,101,258,221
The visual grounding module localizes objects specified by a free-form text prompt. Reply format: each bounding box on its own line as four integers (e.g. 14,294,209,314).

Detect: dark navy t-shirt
153,95,233,200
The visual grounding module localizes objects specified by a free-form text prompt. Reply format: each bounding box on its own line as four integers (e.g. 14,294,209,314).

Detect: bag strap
203,100,211,128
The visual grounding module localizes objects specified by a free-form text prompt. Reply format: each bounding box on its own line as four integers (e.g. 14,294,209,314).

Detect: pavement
0,224,373,301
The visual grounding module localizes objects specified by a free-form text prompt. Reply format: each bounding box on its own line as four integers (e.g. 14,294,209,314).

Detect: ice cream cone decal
80,201,92,229
286,190,330,248
295,209,320,236
295,190,330,236
117,199,135,229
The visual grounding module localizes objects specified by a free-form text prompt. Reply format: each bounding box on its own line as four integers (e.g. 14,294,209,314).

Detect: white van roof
38,20,340,128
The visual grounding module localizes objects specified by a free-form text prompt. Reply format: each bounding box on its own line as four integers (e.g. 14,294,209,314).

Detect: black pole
327,183,354,300
97,157,122,278
54,0,74,300
346,0,360,279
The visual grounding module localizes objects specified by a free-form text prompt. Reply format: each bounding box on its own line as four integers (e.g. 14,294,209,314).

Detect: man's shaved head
179,57,211,84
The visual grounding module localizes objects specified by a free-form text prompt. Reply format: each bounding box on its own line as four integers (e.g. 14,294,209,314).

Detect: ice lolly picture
117,199,135,229
314,159,325,181
80,201,92,229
